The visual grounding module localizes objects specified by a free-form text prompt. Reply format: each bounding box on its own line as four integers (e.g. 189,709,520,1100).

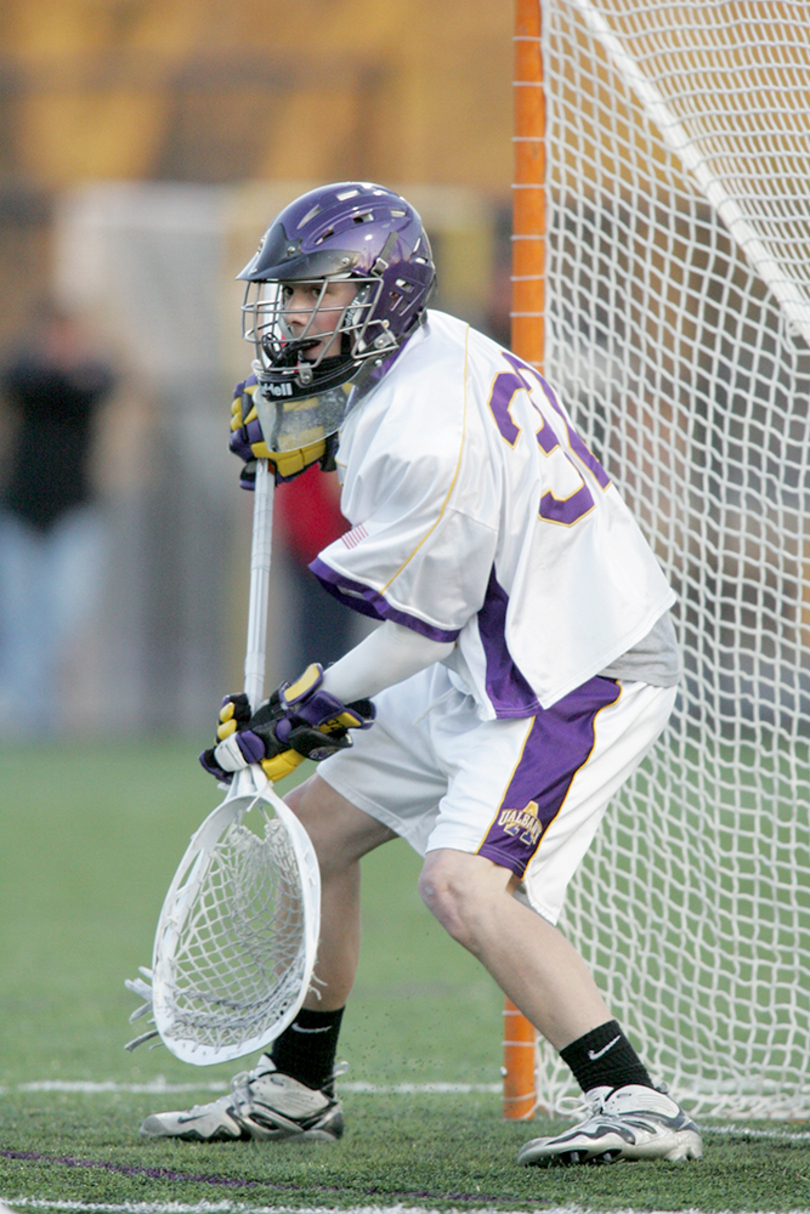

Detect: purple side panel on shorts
309,557,460,643
477,675,622,879
478,568,542,718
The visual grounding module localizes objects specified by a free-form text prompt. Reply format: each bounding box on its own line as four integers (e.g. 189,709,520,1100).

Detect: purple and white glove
229,374,266,490
199,664,375,785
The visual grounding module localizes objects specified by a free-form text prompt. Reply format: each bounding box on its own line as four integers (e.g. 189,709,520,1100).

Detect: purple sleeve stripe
309,557,460,643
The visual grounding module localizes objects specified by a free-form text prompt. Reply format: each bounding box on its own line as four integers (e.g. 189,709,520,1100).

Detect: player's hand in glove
198,693,261,782
199,664,375,784
229,374,265,490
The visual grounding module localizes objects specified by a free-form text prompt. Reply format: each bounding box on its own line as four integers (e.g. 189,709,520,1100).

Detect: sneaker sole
139,1111,344,1144
244,1111,345,1143
139,1118,248,1143
519,1128,703,1167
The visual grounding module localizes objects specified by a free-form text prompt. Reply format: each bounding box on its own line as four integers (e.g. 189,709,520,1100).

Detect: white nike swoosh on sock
291,1024,333,1034
587,1034,622,1061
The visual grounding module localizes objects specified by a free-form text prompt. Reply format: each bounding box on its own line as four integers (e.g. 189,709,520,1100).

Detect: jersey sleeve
310,452,498,641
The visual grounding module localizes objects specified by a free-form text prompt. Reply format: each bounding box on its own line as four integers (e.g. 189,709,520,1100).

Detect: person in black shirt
0,300,116,733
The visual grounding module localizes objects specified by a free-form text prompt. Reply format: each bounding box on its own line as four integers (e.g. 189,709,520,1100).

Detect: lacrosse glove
228,374,264,491
199,664,375,784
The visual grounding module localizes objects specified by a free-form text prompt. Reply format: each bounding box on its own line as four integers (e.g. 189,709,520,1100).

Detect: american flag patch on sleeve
341,523,368,549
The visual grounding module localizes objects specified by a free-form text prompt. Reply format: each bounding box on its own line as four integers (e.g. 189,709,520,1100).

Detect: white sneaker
139,1056,344,1142
517,1084,702,1166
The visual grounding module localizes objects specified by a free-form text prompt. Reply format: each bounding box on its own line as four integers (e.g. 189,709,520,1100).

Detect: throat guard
250,382,351,479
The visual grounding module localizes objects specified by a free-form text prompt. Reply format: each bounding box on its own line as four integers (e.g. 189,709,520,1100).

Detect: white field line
4,1204,810,1214
1,1080,501,1096
3,1080,810,1142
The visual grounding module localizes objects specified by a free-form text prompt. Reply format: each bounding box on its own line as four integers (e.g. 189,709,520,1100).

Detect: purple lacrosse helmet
237,181,436,400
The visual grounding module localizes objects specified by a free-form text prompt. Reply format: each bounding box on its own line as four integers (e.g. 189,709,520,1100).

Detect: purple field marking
0,1148,515,1208
1,1151,300,1194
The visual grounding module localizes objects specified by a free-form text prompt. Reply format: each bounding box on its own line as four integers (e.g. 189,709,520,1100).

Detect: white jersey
310,311,675,718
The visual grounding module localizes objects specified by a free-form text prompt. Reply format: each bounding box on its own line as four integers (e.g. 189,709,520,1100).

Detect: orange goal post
502,0,544,1122
511,0,545,372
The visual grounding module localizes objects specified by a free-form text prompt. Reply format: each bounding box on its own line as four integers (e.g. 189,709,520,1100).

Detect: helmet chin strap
370,230,399,277
294,353,347,390
268,337,319,366
292,315,363,387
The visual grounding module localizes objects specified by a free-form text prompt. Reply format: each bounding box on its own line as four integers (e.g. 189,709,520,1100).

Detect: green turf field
1,740,810,1213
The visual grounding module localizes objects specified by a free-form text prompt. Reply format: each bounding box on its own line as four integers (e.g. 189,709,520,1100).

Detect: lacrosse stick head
150,766,320,1065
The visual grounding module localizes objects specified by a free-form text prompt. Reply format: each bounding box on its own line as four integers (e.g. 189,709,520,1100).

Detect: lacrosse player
141,182,702,1166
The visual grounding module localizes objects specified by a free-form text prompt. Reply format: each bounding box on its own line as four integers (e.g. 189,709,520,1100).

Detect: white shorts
318,664,677,924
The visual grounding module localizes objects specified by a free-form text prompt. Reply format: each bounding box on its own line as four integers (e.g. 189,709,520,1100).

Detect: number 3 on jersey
487,352,610,526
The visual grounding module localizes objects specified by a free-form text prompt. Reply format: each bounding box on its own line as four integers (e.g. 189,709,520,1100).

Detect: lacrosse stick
126,460,321,1066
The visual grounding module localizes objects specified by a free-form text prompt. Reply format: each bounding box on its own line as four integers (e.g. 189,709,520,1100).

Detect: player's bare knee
418,854,478,945
282,776,344,868
419,850,519,949
285,773,395,876
284,774,329,834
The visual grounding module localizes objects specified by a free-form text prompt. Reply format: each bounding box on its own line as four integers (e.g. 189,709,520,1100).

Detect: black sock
269,1006,345,1091
559,1020,652,1094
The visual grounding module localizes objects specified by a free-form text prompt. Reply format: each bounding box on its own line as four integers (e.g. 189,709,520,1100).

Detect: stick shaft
244,460,274,710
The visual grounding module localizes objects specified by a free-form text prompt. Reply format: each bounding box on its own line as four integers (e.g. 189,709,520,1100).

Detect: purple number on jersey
487,353,611,526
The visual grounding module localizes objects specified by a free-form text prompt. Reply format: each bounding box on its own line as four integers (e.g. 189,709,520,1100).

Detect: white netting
157,815,310,1059
538,0,810,1119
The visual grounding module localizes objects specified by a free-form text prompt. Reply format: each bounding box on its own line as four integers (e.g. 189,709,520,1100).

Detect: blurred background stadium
0,0,514,737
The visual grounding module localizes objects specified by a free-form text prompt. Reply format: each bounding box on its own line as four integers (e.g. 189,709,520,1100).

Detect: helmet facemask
241,272,395,396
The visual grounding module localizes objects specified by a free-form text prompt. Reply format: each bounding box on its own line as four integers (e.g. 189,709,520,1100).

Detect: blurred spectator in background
0,300,117,735
483,202,513,349
274,464,356,676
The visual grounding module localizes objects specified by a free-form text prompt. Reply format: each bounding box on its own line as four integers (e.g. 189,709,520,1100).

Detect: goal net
535,0,810,1119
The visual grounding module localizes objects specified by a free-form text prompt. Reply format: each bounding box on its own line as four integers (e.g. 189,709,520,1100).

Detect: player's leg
286,772,399,1011
418,848,701,1164
418,675,701,1166
418,848,611,1051
140,777,394,1143
258,773,398,1095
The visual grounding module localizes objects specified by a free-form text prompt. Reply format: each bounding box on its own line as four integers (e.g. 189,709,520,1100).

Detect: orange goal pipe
503,0,544,1122
511,0,545,369
502,998,538,1120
